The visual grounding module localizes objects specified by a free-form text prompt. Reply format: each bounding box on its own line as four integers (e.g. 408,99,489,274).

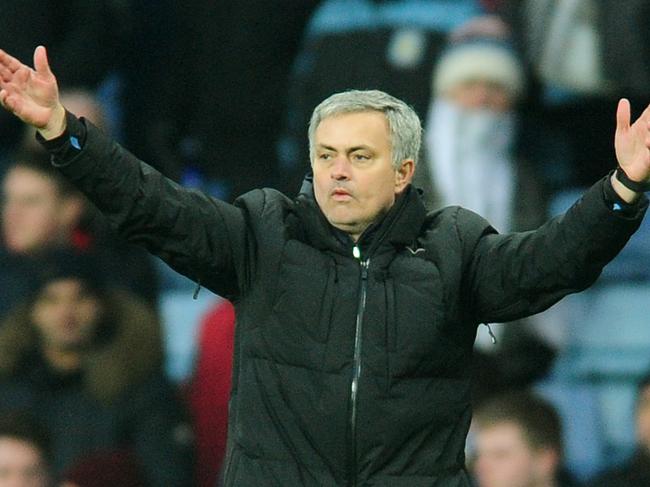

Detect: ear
394,159,415,193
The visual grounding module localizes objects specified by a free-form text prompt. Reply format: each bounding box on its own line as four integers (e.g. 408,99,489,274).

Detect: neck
328,218,373,244
347,229,362,243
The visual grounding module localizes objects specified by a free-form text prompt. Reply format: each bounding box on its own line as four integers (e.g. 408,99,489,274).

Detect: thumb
33,45,53,76
616,98,631,134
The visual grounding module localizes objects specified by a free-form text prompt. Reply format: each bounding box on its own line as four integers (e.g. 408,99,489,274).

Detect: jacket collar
294,173,427,258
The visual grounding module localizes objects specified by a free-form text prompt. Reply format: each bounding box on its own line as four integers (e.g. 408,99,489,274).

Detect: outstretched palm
615,98,650,183
0,46,61,130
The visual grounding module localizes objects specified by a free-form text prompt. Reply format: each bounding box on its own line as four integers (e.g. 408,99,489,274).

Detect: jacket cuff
35,110,87,166
602,170,648,218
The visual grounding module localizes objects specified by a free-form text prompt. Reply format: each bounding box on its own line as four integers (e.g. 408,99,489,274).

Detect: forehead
315,111,390,146
477,421,529,450
37,278,89,298
4,166,57,193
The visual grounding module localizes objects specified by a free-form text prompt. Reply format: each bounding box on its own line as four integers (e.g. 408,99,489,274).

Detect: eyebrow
316,144,373,153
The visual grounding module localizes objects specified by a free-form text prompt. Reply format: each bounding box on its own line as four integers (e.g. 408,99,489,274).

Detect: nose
330,156,351,181
471,83,511,112
474,85,491,108
57,305,78,327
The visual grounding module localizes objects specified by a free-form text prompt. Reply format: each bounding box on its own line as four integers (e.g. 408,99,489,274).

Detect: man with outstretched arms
1,46,649,486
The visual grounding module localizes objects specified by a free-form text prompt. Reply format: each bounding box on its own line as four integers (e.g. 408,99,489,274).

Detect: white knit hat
433,39,525,100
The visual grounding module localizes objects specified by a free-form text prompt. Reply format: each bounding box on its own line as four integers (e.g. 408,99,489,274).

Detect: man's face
0,437,49,487
636,385,650,452
312,111,412,241
2,167,71,254
448,80,512,112
474,422,552,487
31,278,101,353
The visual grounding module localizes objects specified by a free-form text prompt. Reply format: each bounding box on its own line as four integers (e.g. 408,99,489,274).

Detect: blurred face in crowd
1,166,82,255
636,384,650,452
312,111,413,241
473,421,557,487
448,80,513,113
31,278,102,355
0,437,49,487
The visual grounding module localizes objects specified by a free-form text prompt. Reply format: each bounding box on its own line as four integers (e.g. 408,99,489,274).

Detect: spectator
0,248,194,485
414,16,555,389
0,411,51,487
472,391,577,487
415,15,547,232
0,153,158,318
188,299,235,487
587,373,650,486
1,155,84,256
0,154,84,318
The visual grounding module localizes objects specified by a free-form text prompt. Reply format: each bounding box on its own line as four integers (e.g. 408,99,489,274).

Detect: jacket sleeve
46,114,248,299
460,175,648,324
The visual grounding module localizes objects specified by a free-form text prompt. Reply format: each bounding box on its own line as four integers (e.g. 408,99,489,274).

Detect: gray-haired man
1,46,649,486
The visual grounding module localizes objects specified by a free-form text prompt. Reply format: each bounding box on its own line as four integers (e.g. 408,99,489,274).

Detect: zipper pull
353,245,369,279
361,260,369,280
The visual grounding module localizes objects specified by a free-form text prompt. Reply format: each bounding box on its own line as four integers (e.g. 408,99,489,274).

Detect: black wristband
35,111,87,164
603,172,639,215
615,166,650,193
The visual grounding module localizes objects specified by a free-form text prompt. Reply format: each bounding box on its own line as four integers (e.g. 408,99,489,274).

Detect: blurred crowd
1,1,650,486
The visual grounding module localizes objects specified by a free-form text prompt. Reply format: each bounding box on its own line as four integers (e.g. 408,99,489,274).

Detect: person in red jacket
189,299,235,487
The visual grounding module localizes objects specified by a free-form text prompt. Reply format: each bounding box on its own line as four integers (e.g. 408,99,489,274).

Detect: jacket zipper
349,244,369,487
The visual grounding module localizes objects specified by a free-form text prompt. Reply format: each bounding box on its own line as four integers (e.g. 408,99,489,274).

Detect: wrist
611,171,641,204
37,104,67,140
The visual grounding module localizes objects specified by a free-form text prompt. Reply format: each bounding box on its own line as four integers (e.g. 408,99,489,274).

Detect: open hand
615,98,650,185
0,45,66,139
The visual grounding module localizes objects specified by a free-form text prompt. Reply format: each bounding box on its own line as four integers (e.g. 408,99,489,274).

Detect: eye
353,153,370,161
318,153,332,161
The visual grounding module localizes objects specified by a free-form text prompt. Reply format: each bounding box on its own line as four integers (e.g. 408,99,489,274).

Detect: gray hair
308,90,422,168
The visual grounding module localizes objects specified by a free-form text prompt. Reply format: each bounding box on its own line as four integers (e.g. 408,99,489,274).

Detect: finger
616,98,631,133
0,89,16,112
0,49,25,73
33,46,52,76
0,63,13,82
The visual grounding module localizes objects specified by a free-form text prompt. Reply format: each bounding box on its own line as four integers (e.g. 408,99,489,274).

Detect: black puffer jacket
45,114,647,486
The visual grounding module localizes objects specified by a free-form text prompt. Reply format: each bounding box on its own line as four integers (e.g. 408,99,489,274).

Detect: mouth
331,189,352,201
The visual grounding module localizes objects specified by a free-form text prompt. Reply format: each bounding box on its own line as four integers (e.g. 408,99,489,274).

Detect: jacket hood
0,290,163,404
295,173,428,257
